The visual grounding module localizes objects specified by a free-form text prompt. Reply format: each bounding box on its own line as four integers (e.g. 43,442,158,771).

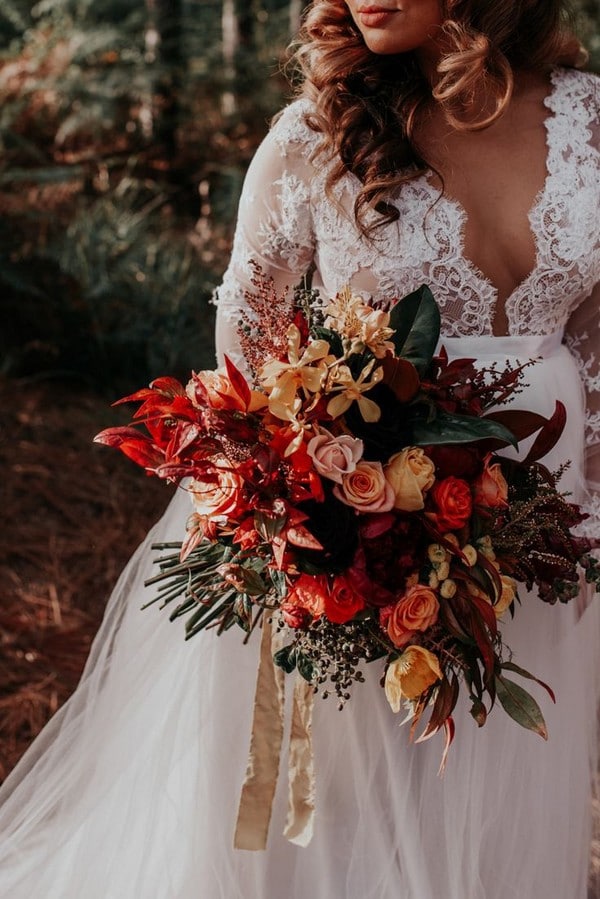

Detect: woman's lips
357,8,397,28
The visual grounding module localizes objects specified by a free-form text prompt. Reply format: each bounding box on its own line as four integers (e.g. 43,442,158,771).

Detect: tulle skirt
0,334,599,899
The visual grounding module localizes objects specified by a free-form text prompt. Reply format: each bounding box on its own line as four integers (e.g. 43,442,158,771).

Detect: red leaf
149,376,188,397
470,608,497,684
381,356,420,402
438,717,455,776
94,427,164,469
286,525,324,551
484,409,548,443
523,401,567,464
225,355,252,410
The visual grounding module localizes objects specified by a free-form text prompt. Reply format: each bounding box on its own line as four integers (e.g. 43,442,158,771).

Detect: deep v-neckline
421,70,559,335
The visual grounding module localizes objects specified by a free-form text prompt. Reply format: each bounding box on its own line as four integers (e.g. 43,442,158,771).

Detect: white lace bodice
215,67,600,535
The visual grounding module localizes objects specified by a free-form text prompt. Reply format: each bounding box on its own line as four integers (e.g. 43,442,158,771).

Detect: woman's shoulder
548,66,599,155
268,97,325,160
549,65,599,114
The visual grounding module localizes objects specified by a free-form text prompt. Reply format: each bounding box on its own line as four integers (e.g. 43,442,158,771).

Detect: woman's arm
214,104,317,369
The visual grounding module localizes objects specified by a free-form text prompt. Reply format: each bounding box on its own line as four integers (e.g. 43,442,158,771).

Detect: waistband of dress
439,331,564,360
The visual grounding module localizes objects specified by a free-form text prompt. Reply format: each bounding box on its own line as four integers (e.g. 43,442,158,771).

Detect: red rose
324,574,366,624
428,476,472,532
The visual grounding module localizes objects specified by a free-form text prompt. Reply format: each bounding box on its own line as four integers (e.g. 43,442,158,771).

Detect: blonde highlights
294,0,580,233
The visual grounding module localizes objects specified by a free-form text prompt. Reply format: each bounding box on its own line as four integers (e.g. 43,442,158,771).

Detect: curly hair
294,0,584,234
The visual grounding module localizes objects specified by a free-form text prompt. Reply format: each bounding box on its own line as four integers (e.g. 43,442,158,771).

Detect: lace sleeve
565,282,600,539
214,102,318,370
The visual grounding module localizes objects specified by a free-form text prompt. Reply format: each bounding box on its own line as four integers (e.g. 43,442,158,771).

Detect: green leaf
296,651,316,684
232,594,254,632
500,662,556,703
310,326,343,357
388,285,441,374
273,645,297,674
239,567,268,596
412,409,518,447
495,675,548,739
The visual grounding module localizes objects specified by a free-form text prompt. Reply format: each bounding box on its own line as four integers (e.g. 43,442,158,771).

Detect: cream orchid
324,286,395,358
259,324,333,422
326,360,383,422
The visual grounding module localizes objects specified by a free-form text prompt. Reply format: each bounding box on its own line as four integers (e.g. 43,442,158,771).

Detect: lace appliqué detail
256,172,315,274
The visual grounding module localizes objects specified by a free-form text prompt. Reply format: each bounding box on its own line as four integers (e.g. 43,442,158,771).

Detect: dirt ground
0,374,598,895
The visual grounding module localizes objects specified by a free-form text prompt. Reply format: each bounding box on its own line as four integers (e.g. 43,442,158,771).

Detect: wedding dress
0,66,598,899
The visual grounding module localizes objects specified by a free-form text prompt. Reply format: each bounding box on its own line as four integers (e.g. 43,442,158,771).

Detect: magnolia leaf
296,651,315,684
311,326,344,357
495,675,548,739
412,409,518,447
389,285,441,374
273,645,297,674
500,662,556,703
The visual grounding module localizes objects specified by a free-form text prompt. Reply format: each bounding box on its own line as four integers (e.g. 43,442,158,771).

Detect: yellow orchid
326,360,383,422
259,324,333,422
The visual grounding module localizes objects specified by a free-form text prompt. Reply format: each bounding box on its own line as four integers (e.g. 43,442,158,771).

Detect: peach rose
324,574,366,624
387,585,440,648
188,368,265,412
384,646,443,709
473,456,509,509
306,429,364,484
428,476,472,532
190,457,245,518
385,447,436,512
333,460,395,513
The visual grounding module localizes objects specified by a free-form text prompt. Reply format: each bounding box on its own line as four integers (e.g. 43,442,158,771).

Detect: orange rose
333,460,395,513
386,584,440,648
384,646,443,709
284,573,328,622
473,456,509,509
429,476,472,532
324,574,366,624
190,457,245,518
385,447,435,512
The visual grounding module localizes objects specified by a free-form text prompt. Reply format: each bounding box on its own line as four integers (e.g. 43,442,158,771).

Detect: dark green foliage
0,0,295,391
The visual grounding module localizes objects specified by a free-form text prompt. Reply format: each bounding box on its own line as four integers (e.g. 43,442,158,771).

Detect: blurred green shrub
0,0,292,391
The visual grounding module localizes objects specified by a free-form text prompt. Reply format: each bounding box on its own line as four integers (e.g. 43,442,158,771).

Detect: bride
0,2,598,897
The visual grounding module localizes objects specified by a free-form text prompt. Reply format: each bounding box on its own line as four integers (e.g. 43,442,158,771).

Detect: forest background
0,0,599,892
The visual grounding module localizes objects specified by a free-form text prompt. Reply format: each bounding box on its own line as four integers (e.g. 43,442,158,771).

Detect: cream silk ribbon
234,617,315,850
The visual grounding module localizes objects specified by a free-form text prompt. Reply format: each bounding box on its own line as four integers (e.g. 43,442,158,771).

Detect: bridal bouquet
96,269,599,757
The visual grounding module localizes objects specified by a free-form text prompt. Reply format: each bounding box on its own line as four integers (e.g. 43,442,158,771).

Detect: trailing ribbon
234,617,316,850
283,676,315,847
